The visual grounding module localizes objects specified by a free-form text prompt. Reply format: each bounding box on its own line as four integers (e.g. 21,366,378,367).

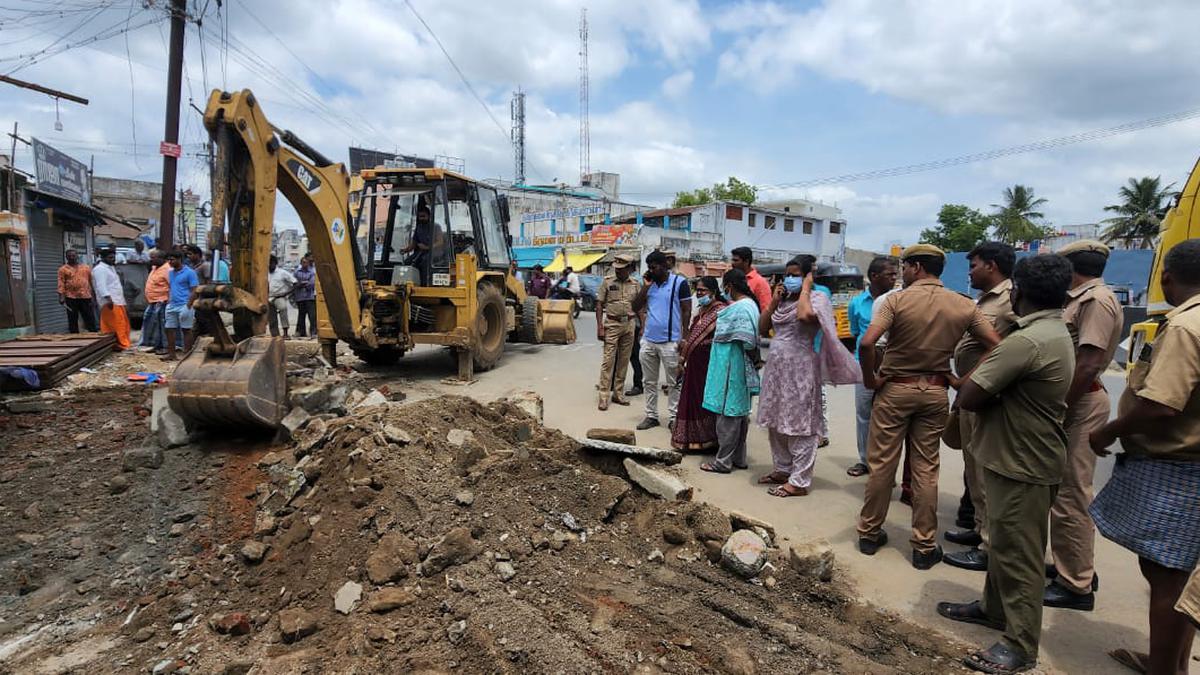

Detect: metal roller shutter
31,220,67,334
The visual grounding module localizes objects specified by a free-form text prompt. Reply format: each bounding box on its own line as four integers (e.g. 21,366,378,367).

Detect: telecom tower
578,7,590,185
511,88,527,185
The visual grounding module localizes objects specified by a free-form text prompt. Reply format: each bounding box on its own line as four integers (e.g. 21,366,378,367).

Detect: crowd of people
56,243,320,358
594,240,1200,674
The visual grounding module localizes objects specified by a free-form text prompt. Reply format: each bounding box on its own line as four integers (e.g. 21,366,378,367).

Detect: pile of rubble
89,389,963,673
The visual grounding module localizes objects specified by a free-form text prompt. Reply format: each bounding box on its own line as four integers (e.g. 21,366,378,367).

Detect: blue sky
4,0,1200,250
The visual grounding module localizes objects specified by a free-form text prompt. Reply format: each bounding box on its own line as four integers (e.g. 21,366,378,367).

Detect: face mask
783,276,804,293
696,295,712,307
722,291,732,302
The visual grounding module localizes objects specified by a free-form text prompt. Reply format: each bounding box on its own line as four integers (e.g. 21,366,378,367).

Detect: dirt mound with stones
4,393,970,673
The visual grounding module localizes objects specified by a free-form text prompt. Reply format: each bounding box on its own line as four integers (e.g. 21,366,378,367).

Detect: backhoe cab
340,167,565,378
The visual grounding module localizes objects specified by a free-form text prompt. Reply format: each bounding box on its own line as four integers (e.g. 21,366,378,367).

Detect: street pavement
359,313,1191,674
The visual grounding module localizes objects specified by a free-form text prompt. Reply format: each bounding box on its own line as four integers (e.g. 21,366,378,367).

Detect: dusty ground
0,347,977,674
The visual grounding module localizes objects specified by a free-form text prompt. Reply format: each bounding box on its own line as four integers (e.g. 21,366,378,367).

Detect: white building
614,200,846,266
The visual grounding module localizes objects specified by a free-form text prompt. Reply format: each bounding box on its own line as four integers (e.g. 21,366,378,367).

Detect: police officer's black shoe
912,545,944,570
1044,564,1100,591
944,548,988,571
636,417,659,430
944,529,982,547
624,386,643,396
1043,581,1094,611
858,531,888,555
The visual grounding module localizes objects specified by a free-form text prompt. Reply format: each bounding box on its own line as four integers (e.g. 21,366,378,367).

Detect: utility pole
157,0,187,250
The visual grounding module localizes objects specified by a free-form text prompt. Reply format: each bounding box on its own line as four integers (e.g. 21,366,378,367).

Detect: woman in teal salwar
700,269,761,473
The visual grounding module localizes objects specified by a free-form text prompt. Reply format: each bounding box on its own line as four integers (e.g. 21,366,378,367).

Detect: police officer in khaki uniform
936,253,1076,674
596,254,640,411
857,244,1001,569
1088,239,1200,673
1044,240,1123,611
945,242,1018,572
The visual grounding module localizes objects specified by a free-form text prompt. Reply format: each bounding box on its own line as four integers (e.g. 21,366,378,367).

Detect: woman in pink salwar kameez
756,256,862,497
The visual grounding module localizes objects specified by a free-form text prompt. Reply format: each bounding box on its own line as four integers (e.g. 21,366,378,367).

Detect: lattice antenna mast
511,88,527,185
578,7,590,185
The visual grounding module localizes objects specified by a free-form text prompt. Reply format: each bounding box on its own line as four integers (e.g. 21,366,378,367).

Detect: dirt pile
2,391,970,673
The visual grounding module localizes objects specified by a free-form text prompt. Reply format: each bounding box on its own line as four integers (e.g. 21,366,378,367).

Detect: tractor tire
353,345,404,367
472,284,506,371
518,296,544,344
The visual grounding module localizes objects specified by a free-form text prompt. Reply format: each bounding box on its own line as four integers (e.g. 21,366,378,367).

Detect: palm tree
990,185,1050,244
1101,176,1176,249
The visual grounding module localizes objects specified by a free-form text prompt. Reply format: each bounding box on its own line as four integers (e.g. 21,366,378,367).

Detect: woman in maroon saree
671,276,726,451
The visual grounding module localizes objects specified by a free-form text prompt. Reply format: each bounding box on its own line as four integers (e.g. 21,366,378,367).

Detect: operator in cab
403,204,435,285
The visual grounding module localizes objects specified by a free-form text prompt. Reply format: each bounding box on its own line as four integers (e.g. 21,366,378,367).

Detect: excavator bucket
538,299,576,344
168,336,288,429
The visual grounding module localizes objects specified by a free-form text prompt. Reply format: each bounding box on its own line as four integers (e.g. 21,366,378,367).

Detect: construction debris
575,436,683,464
622,458,693,500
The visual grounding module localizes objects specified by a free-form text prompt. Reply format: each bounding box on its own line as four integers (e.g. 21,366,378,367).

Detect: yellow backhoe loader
168,89,573,429
1126,154,1200,370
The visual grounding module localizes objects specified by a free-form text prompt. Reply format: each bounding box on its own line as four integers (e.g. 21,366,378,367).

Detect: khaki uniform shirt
1118,292,1200,461
598,275,640,326
1063,277,1123,385
970,309,1076,484
954,278,1017,375
872,278,992,377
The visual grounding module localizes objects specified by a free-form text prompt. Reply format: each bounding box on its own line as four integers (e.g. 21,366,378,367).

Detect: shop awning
512,245,559,268
544,251,606,273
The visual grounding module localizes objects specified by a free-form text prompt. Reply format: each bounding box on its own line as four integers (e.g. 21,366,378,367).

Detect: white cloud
716,0,1200,120
661,70,694,99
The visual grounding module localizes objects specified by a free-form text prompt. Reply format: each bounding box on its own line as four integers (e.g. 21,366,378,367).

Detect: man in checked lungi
1089,239,1200,675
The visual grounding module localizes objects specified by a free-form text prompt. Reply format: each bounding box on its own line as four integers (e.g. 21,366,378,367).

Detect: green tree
672,176,757,207
991,184,1053,244
1101,176,1176,249
919,204,993,251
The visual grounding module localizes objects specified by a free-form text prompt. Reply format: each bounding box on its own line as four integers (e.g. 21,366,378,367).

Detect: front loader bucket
539,299,576,345
168,336,287,429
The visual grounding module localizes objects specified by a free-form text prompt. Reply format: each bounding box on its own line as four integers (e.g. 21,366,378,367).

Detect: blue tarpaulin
512,245,559,268
942,249,1154,300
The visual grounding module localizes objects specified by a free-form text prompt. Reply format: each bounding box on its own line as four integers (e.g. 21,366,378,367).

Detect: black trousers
296,299,317,337
65,297,98,333
629,326,643,389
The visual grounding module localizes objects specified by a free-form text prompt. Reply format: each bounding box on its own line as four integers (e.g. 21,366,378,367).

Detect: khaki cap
658,248,677,258
1057,239,1110,258
612,254,634,269
901,243,945,260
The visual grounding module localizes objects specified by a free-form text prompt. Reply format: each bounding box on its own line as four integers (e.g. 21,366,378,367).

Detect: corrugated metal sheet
0,333,116,389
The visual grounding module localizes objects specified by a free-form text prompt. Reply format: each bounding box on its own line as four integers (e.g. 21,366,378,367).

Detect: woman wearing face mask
699,269,761,474
671,276,727,452
756,255,862,496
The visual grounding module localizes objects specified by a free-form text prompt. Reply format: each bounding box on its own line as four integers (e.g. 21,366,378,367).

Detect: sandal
757,472,788,485
1107,648,1149,674
699,462,730,474
964,642,1035,674
846,463,868,477
768,484,808,498
936,601,1005,631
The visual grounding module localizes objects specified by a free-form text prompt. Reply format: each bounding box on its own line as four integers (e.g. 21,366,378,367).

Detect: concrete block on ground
721,529,767,579
729,510,776,542
502,391,543,422
150,386,168,433
587,428,636,445
789,539,835,582
576,437,682,465
623,458,693,501
156,407,189,449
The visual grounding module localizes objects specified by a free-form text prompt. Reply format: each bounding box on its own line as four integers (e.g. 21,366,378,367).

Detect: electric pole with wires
157,0,187,250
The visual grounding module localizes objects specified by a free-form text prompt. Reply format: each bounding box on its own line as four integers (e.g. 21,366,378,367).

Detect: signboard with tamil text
32,138,90,205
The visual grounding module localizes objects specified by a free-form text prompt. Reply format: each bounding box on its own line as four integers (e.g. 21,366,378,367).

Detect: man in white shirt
267,254,296,338
126,239,150,264
91,247,131,350
565,266,581,296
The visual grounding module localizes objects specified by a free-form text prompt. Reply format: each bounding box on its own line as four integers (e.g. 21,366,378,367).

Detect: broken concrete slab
353,389,388,410
289,384,332,414
156,406,189,449
587,428,637,445
502,391,543,422
123,444,163,471
334,581,362,614
278,407,310,441
729,511,776,543
576,437,682,465
622,458,693,501
150,386,168,433
721,529,768,579
789,539,835,582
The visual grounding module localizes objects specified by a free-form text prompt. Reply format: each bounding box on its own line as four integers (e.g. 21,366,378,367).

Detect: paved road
367,313,1192,674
